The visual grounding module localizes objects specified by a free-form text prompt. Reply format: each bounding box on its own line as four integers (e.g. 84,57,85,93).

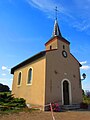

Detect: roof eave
11,51,46,74
70,53,82,67
45,35,70,46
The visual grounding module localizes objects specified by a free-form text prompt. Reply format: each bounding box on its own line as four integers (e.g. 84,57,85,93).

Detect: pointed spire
52,7,62,37
52,19,62,37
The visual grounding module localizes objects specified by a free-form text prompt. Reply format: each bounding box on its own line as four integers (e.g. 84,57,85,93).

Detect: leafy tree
0,83,10,92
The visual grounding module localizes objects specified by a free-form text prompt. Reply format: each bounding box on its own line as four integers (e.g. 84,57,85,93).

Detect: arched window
18,72,21,85
27,68,32,84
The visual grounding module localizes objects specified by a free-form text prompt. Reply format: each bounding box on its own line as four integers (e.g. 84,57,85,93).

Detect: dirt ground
0,110,90,120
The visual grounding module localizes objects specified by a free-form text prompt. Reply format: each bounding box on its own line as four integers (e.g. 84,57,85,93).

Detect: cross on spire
52,7,62,37
55,6,58,20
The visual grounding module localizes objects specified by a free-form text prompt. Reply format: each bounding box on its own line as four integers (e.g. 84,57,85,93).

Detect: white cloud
27,0,59,11
81,65,90,70
2,73,6,76
80,61,90,70
26,0,90,32
27,0,54,11
80,61,87,65
72,20,90,32
1,66,10,72
26,0,71,18
2,66,7,70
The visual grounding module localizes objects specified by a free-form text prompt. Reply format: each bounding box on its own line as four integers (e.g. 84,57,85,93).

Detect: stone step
61,104,80,110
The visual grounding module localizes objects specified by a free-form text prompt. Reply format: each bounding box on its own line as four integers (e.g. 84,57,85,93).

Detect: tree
0,83,10,92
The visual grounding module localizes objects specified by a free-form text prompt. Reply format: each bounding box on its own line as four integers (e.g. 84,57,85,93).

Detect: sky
0,0,90,91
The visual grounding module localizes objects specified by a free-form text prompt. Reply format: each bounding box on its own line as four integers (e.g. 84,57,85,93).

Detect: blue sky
0,0,90,91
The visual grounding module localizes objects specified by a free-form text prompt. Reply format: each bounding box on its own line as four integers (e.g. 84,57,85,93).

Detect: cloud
2,73,6,76
2,66,7,70
80,61,87,65
27,0,54,11
81,65,90,70
72,19,90,32
27,0,60,11
26,0,90,32
80,61,90,70
26,0,72,19
1,66,10,72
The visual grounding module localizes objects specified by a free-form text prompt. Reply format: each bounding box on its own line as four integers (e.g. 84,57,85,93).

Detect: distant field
0,110,90,120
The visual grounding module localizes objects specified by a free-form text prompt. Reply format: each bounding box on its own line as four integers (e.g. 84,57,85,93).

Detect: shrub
0,93,26,111
83,94,90,105
10,98,26,108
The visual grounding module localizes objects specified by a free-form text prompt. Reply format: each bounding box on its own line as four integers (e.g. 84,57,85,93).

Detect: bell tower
45,7,62,50
45,18,62,50
45,7,70,54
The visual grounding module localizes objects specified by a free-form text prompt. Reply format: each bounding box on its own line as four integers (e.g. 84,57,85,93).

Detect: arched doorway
63,80,69,105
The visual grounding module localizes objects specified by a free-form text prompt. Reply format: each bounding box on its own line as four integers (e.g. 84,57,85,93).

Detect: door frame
61,79,72,105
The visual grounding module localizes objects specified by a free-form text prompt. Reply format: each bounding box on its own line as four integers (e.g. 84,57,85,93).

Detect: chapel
11,17,82,110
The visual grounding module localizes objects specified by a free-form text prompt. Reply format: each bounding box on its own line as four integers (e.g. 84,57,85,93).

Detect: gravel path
0,110,90,120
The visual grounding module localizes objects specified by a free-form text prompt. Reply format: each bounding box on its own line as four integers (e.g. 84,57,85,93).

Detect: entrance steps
61,104,80,110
